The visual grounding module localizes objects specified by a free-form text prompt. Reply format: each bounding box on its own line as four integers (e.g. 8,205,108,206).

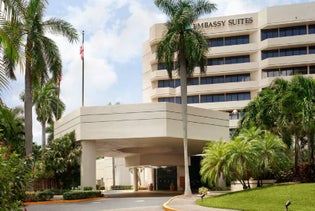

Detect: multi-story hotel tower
142,1,315,135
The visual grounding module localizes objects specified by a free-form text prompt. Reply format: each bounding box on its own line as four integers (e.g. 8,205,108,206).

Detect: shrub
63,190,102,200
24,190,54,202
25,192,39,202
36,190,54,201
111,185,132,190
83,186,93,191
198,187,209,195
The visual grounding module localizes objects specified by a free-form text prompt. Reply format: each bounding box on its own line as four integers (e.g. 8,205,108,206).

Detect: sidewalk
163,192,238,211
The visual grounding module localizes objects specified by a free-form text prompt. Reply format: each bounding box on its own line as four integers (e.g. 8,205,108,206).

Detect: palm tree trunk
42,121,46,150
25,45,33,155
294,134,300,178
179,50,192,196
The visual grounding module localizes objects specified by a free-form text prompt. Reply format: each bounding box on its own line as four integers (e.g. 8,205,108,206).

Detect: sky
1,0,313,145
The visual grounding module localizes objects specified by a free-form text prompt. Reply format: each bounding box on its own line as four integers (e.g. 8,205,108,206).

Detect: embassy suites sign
192,17,253,29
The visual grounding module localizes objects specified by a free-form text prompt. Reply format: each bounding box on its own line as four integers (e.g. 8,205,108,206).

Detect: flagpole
81,30,85,107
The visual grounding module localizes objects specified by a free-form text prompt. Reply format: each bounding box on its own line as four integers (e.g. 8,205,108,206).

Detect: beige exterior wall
142,2,315,132
55,103,228,189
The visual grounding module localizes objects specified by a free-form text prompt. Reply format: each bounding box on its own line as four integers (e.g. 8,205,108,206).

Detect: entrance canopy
54,102,229,167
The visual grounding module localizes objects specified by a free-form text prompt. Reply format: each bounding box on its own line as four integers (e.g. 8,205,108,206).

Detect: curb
162,195,180,211
23,197,104,205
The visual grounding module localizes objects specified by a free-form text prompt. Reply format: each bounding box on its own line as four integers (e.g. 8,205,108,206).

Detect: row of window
261,46,315,60
208,35,249,47
208,55,250,66
262,66,315,78
261,24,315,41
157,74,250,88
158,92,251,104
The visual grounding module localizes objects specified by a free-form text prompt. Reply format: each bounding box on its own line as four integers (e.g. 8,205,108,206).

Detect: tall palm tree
0,0,78,155
154,0,216,196
33,80,65,150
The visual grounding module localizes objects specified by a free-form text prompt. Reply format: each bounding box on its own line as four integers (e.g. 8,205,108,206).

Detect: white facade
142,1,315,134
55,103,229,189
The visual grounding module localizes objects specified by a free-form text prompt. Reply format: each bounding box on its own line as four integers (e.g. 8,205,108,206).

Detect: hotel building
55,1,315,191
142,1,315,135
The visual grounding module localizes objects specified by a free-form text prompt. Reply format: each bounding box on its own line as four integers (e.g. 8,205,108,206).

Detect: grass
196,183,315,211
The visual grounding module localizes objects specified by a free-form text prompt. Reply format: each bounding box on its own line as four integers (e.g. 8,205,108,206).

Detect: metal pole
81,30,85,107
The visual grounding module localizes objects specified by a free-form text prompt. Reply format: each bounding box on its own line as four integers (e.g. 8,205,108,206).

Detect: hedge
111,185,132,190
63,190,102,200
25,190,54,202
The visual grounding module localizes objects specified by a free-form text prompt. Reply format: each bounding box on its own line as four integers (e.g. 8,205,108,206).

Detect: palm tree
200,140,230,187
251,130,290,186
154,0,216,196
0,0,78,155
33,80,65,150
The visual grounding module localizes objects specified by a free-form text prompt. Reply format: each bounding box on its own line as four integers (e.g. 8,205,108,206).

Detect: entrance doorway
156,166,177,190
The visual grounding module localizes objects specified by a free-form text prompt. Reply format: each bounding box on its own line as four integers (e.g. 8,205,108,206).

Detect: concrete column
81,140,96,189
133,167,138,191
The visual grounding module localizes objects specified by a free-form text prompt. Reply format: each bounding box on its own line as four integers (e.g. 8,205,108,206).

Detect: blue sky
1,0,313,144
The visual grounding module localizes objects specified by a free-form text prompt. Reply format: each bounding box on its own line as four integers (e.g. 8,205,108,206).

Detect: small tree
42,131,81,189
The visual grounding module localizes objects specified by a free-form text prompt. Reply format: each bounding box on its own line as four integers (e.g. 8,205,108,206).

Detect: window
200,94,224,103
213,94,225,102
225,35,249,45
157,63,167,70
208,38,224,47
188,96,199,104
310,66,315,74
280,25,306,37
225,74,250,83
261,28,278,40
208,58,224,66
263,66,307,78
200,76,224,84
279,47,307,57
187,78,199,86
262,50,278,60
225,55,250,64
158,80,173,88
309,25,315,34
309,46,315,54
158,97,175,103
226,92,250,101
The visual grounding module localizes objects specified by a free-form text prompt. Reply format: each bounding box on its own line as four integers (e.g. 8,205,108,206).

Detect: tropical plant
154,0,216,196
0,103,25,154
0,0,78,155
0,142,32,210
200,140,229,188
200,127,291,189
33,80,65,150
42,131,81,189
238,75,315,179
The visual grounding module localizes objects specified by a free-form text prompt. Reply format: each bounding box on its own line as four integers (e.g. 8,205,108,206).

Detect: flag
80,45,84,60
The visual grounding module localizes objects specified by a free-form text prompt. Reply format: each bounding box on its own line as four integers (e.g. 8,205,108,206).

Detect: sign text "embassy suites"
193,17,253,29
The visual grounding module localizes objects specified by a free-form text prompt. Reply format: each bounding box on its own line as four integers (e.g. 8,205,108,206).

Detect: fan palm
154,0,216,196
0,0,78,155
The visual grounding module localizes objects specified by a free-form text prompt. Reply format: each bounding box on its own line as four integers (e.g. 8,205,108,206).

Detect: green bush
25,190,54,202
36,190,54,201
50,189,70,195
25,192,39,202
83,186,93,191
111,185,132,190
63,190,102,200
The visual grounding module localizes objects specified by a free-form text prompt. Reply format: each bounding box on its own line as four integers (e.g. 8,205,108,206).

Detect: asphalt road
25,196,171,211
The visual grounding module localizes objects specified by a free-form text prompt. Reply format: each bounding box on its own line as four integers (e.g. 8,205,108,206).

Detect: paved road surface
25,196,171,211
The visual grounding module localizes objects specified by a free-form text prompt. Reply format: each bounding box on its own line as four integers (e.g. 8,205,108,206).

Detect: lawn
196,183,315,211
